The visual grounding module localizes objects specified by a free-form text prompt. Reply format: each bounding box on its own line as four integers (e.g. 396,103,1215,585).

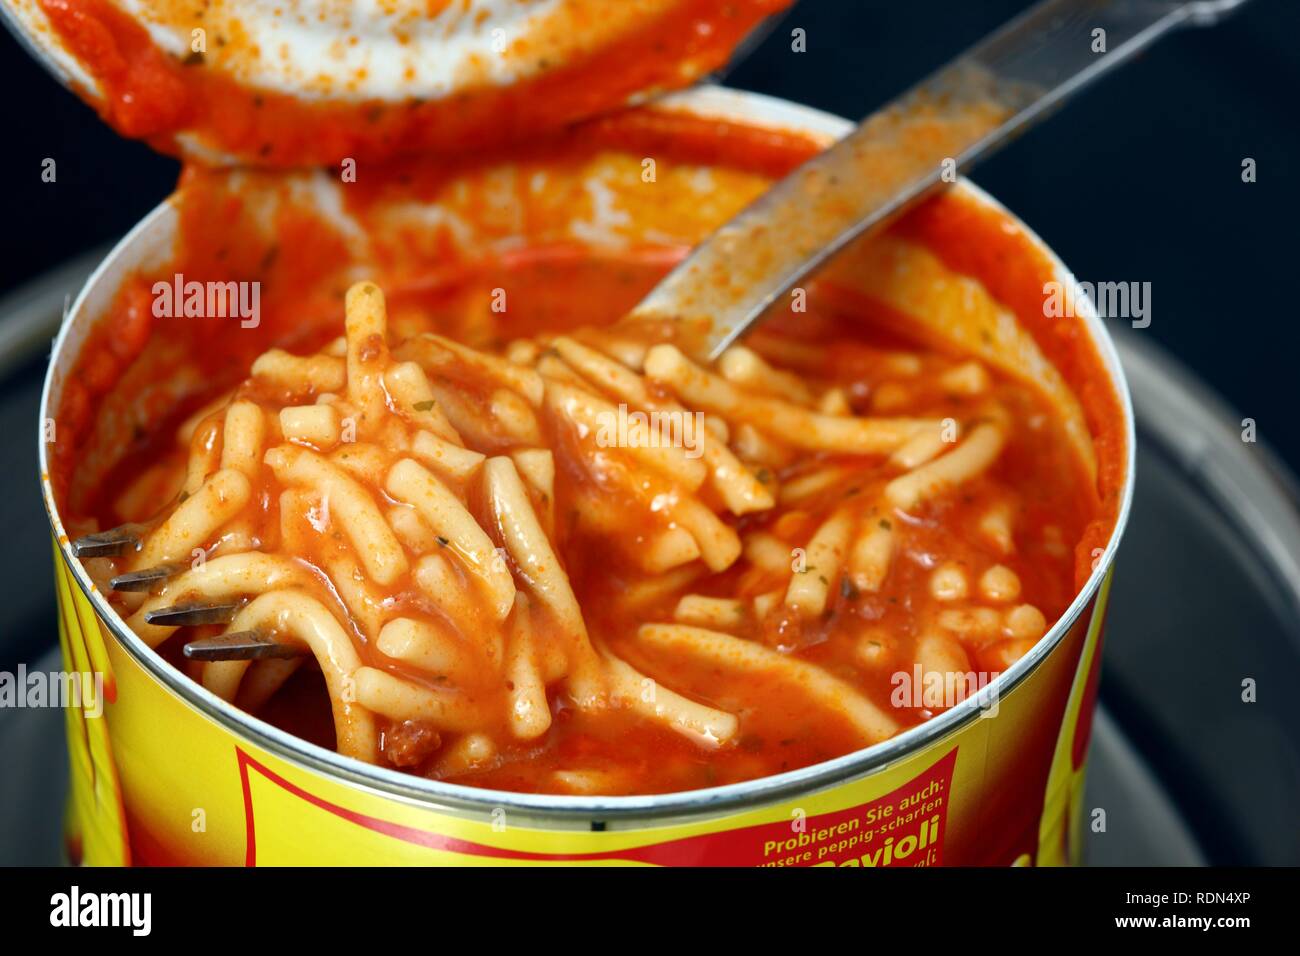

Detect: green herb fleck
412,400,436,412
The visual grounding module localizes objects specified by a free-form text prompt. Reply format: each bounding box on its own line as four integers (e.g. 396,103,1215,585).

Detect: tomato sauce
45,67,1125,793
37,0,791,165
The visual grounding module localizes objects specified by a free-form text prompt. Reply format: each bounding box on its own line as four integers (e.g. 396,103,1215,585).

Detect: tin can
39,86,1136,867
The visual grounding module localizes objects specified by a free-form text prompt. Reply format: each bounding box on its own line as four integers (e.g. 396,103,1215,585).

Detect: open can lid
3,0,789,166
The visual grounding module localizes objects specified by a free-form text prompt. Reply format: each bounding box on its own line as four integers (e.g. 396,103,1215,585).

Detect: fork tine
110,563,185,592
70,524,144,559
143,601,241,627
183,631,306,662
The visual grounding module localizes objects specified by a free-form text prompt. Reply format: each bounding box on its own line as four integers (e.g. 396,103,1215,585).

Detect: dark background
2,0,1296,467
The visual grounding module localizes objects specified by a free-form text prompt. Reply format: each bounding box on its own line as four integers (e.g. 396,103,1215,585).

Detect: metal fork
627,0,1254,359
68,0,1252,659
72,524,307,661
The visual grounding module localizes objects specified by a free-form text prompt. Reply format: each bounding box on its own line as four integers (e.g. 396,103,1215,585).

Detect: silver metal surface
1113,329,1300,622
183,631,307,662
629,0,1252,359
1083,709,1206,865
0,245,109,379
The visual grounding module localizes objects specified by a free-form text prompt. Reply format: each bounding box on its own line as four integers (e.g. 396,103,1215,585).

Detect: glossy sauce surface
69,251,1103,793
36,0,790,164
51,108,1125,795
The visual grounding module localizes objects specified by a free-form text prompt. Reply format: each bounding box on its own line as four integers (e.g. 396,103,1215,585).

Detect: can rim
37,85,1137,823
0,1,96,98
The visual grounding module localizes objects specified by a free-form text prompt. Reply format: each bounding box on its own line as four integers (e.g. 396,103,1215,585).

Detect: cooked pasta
77,257,1102,796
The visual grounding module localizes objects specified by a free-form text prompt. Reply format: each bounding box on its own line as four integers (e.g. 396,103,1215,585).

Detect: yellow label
54,538,1109,867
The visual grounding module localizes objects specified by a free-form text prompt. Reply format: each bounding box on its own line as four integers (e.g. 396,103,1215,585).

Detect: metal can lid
4,0,789,166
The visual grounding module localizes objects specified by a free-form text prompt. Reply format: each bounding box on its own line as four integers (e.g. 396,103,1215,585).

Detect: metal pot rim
37,84,1137,825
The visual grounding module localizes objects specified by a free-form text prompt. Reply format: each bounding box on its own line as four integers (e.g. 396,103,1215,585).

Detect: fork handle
628,0,1251,360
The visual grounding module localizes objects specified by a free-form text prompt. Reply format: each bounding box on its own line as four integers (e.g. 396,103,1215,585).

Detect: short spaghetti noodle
75,265,1104,795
